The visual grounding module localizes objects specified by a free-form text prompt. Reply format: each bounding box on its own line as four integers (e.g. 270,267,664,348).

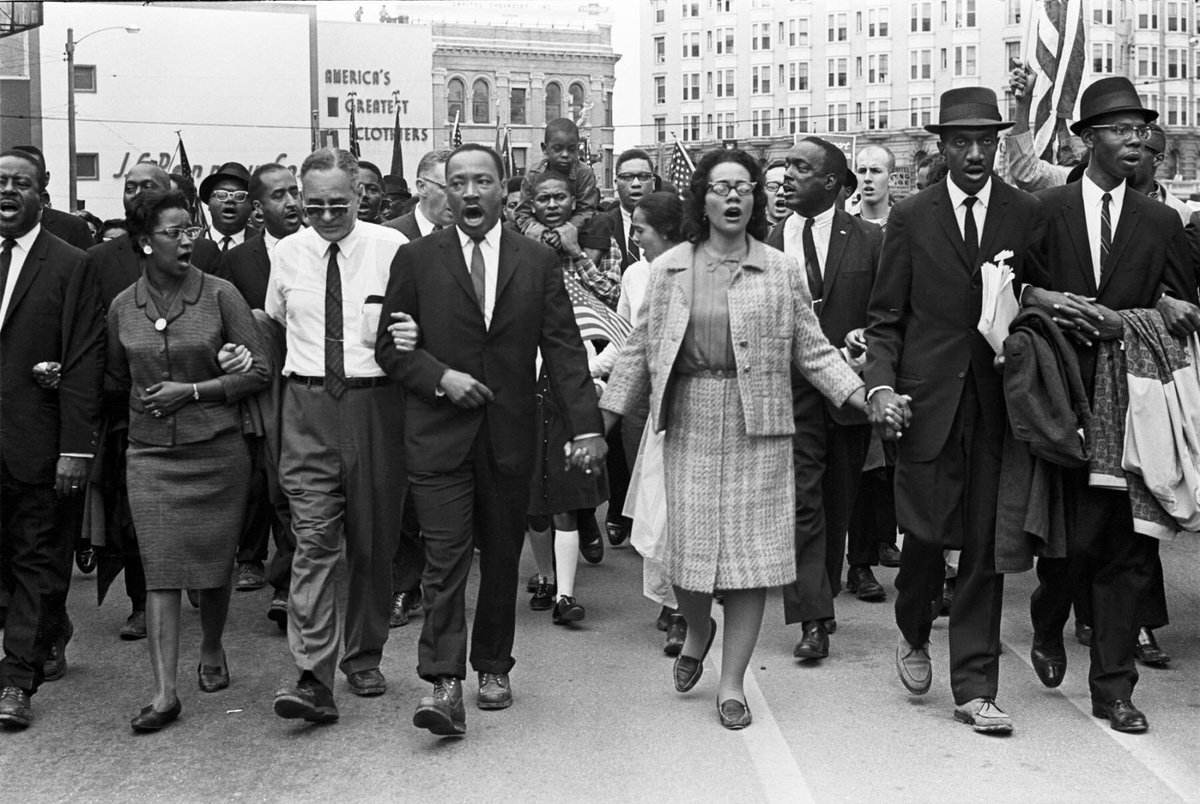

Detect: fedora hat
1069,76,1157,134
384,174,411,198
924,87,1012,134
199,162,251,202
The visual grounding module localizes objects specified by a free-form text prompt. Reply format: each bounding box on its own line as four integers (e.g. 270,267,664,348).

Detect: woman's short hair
635,191,684,246
126,189,191,241
683,148,768,243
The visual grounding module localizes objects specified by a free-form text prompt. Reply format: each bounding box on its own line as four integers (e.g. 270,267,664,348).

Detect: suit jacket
375,225,603,477
766,208,882,425
217,233,271,309
589,205,637,270
383,211,422,241
0,230,105,484
42,207,96,252
88,233,225,309
864,178,1045,462
1032,181,1198,390
601,240,862,436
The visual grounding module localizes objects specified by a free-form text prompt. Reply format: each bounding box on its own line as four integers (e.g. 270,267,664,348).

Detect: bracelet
192,383,200,401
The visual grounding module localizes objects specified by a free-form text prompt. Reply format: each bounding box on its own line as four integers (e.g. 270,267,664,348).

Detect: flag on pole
1022,0,1086,160
563,272,631,346
348,95,362,157
500,126,514,179
494,113,504,152
665,138,695,191
175,132,208,230
450,109,463,148
390,103,405,178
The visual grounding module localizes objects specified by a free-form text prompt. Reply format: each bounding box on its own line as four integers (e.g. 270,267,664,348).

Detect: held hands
868,389,912,442
140,381,194,418
1156,295,1200,338
217,343,253,374
389,311,419,352
562,434,608,475
1024,287,1121,346
438,369,494,408
844,328,867,359
55,456,90,498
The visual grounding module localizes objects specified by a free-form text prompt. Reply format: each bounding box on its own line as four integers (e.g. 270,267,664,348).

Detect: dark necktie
962,196,979,268
221,236,232,252
627,222,640,262
470,239,486,316
0,238,14,306
324,242,346,398
802,217,823,302
1099,192,1112,280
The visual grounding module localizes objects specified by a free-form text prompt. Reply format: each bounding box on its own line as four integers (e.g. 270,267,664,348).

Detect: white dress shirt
456,221,501,329
1080,174,1126,287
262,230,280,261
945,175,992,247
414,205,439,237
782,204,835,285
266,221,408,378
0,222,41,322
214,228,247,251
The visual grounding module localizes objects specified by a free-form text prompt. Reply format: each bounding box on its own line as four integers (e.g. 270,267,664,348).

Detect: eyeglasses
303,204,352,218
707,180,757,197
419,176,446,189
210,189,249,203
764,181,783,192
1089,124,1152,141
151,226,203,241
616,172,654,183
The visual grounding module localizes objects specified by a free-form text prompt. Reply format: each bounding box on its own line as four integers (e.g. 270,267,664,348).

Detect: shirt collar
946,175,993,209
262,231,279,251
327,221,361,259
414,205,435,235
790,204,836,228
457,220,503,250
1081,173,1125,208
6,222,41,251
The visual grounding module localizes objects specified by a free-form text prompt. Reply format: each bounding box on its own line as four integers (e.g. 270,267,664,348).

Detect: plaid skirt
664,375,796,592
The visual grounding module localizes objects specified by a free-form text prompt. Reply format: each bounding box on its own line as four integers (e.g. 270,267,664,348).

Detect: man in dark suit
864,88,1045,733
1021,77,1200,733
376,143,605,736
767,137,883,661
384,150,453,241
199,162,253,252
9,146,93,252
216,163,303,611
0,150,105,728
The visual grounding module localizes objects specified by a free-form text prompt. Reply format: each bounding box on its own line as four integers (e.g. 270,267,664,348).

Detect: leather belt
288,374,391,389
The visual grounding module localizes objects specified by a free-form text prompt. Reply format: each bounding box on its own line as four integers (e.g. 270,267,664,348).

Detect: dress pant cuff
470,658,516,676
419,662,467,683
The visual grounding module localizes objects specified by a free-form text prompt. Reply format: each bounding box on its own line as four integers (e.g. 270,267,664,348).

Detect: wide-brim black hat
199,162,251,202
1069,76,1158,135
384,174,410,197
925,87,1013,134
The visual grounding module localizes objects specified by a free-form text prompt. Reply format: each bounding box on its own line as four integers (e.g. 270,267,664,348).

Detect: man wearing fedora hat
383,174,411,221
864,87,1045,733
199,162,254,252
1020,76,1199,734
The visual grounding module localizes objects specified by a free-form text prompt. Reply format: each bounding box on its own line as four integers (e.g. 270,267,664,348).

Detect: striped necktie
1099,192,1112,280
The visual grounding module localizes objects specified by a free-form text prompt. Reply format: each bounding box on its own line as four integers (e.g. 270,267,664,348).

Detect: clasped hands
868,389,912,442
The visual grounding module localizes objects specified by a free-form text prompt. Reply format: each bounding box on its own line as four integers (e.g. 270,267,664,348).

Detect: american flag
348,93,361,158
1023,0,1086,160
500,127,514,179
450,109,463,148
563,271,631,346
665,138,695,192
174,131,208,230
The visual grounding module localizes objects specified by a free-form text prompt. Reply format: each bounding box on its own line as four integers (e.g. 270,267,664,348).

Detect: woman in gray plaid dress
600,149,867,729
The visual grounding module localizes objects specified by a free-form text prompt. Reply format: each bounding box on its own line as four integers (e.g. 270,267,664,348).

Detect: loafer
1030,633,1067,688
1092,699,1148,733
267,590,288,630
274,673,339,723
605,517,629,546
793,620,829,660
42,618,74,682
663,614,687,657
846,566,886,601
717,698,752,730
896,635,931,695
389,590,421,628
130,698,182,733
878,542,901,567
0,686,32,729
655,605,674,632
939,578,955,618
120,611,147,641
552,595,585,625
477,672,513,710
1134,628,1171,667
526,572,541,593
346,668,387,697
673,617,717,692
75,545,97,574
235,561,266,592
579,518,605,565
413,676,466,735
1074,621,1093,647
198,653,230,693
954,697,1013,734
529,577,556,611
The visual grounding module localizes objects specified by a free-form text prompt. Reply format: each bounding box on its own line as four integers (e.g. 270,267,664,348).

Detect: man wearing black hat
1021,77,1199,734
199,162,253,252
383,174,411,221
864,87,1045,733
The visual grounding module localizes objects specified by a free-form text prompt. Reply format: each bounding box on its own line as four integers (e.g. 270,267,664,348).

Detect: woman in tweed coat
599,149,866,729
106,190,269,731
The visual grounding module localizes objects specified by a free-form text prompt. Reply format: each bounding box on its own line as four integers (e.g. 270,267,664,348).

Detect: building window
827,58,847,87
605,91,613,126
716,69,735,97
653,0,665,24
707,113,714,136
827,103,847,132
545,82,563,119
568,82,585,122
472,78,490,123
789,62,810,91
327,97,340,118
867,8,889,37
1007,0,1022,24
510,88,527,125
684,114,700,141
1136,0,1158,29
750,22,770,50
954,45,976,76
654,36,666,63
76,153,100,181
1168,1,1186,30
868,54,889,83
751,109,771,137
446,77,465,122
752,65,771,94
1093,0,1113,24
683,31,700,58
653,76,665,105
654,116,666,142
718,112,735,139
827,12,847,41
73,64,97,93
682,1,700,17
512,147,527,176
910,49,932,79
796,106,809,133
910,96,932,127
715,27,735,53
788,17,809,46
1137,46,1159,78
910,2,931,32
1168,48,1188,79
955,0,976,27
682,72,700,100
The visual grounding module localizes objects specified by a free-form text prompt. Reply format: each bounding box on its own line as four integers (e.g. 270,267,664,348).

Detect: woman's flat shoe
198,653,229,693
717,698,752,730
673,617,717,692
130,699,182,732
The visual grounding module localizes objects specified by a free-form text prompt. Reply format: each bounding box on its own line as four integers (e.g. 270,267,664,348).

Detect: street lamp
66,24,140,211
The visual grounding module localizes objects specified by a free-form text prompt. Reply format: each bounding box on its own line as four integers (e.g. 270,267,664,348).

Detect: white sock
554,529,580,599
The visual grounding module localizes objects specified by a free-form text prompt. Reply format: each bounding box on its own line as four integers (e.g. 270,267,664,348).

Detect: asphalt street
1,516,1197,803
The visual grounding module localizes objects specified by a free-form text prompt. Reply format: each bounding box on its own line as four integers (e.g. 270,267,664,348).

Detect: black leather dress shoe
120,611,147,641
413,676,466,735
198,653,230,693
793,620,829,660
663,614,687,657
878,542,901,567
1030,635,1066,688
846,566,886,601
579,516,605,564
1092,699,1148,733
717,698,752,729
1134,628,1171,667
605,517,629,547
0,686,32,729
655,606,674,632
389,590,421,628
347,668,387,696
477,672,512,710
42,618,74,682
267,590,288,630
1075,621,1093,647
130,698,182,733
552,595,585,625
274,673,339,723
674,617,717,692
529,578,556,611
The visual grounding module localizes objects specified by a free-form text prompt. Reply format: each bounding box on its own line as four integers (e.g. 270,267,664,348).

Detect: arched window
472,78,490,124
447,77,465,122
568,82,586,123
544,82,562,122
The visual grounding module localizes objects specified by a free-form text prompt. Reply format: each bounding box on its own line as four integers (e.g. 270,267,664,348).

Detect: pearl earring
143,245,153,255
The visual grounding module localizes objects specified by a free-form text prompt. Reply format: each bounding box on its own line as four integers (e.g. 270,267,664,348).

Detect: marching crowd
2,67,1199,739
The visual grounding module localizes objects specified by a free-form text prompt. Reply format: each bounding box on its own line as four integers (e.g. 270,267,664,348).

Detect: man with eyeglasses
199,162,253,252
267,147,411,723
598,148,657,270
763,160,788,230
1021,77,1200,734
385,150,454,241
